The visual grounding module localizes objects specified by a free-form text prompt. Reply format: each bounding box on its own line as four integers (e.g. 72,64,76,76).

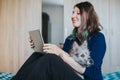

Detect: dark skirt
11,52,82,80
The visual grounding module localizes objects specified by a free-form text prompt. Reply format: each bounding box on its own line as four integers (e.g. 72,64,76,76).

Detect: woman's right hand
29,36,35,48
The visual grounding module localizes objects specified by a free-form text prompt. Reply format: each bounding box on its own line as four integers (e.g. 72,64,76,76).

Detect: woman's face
72,7,81,28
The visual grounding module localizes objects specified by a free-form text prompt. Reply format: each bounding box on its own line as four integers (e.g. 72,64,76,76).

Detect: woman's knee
45,54,61,60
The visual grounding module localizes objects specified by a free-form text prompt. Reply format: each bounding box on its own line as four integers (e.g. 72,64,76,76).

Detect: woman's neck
77,24,87,37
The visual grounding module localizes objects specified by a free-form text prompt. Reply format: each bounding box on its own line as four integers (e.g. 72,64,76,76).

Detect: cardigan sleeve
83,32,106,79
62,36,73,53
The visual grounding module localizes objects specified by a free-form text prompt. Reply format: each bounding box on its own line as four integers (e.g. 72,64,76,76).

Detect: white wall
108,0,120,72
42,5,64,45
64,0,120,74
63,0,73,40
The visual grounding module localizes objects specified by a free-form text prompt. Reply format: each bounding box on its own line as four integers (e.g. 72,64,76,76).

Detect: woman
12,1,106,80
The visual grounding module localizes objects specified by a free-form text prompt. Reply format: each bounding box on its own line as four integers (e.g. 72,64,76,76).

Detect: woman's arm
59,50,86,74
83,32,106,79
43,44,86,74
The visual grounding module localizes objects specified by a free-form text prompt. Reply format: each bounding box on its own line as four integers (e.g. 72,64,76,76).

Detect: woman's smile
72,7,81,27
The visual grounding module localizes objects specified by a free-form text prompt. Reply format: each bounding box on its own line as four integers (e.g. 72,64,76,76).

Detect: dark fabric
63,32,106,80
63,35,74,53
11,52,82,80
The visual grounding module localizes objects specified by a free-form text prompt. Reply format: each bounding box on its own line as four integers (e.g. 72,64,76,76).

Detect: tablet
29,29,44,52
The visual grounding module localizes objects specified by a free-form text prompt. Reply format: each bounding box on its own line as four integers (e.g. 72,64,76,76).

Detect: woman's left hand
43,44,63,56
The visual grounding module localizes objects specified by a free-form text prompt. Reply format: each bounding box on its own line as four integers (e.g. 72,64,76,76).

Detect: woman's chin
73,24,80,28
73,25,80,28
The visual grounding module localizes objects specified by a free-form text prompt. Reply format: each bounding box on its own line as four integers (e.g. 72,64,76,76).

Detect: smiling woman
11,1,106,80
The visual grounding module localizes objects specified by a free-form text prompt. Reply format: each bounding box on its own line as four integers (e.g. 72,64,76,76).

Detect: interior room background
0,0,120,74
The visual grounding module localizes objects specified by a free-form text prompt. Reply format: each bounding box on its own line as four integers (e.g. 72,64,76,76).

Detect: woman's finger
29,40,35,48
44,44,52,47
43,49,53,54
30,45,35,48
29,39,33,43
43,46,50,50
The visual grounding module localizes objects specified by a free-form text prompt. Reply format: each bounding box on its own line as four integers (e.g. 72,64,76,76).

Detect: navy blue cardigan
63,32,106,80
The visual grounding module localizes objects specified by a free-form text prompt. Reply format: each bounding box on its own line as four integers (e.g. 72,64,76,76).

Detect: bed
103,71,120,80
0,72,14,80
0,71,120,80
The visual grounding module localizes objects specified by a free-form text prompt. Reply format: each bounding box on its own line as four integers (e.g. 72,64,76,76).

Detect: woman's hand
29,36,35,48
43,44,63,56
43,44,86,74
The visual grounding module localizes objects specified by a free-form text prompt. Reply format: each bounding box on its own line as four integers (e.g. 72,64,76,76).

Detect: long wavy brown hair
70,1,102,45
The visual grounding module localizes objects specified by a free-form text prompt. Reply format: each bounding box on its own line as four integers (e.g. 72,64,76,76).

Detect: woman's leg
12,52,82,80
11,52,45,80
21,52,45,67
47,54,82,80
25,53,82,80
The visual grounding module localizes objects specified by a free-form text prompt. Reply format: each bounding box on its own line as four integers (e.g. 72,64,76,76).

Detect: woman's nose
72,14,76,21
